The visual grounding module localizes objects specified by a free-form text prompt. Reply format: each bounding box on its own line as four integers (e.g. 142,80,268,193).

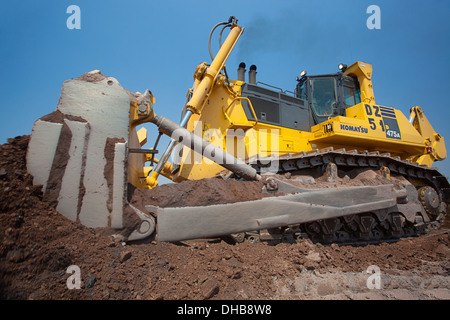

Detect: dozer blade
25,70,259,242
26,71,155,241
153,183,407,242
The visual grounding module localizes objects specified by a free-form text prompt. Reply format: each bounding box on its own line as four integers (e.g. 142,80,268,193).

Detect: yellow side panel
311,103,425,159
173,88,431,181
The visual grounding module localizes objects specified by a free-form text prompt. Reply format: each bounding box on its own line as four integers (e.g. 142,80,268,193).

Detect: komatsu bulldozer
27,17,449,243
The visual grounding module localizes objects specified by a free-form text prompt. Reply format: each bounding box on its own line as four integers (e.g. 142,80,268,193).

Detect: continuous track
230,147,449,244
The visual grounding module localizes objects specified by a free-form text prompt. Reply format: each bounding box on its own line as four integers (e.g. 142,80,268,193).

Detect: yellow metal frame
173,60,446,182
124,18,446,188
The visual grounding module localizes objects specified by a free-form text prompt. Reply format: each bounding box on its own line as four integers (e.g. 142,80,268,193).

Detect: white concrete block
27,74,154,241
56,119,89,222
57,77,130,228
26,120,63,191
111,142,127,229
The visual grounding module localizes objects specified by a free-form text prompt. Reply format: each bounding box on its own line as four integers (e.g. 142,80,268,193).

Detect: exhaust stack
249,64,257,84
237,62,246,82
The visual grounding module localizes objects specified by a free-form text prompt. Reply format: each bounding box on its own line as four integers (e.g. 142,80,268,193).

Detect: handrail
223,97,258,127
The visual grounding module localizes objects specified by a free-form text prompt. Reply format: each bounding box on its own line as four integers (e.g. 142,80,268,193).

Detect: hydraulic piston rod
145,17,244,187
149,115,260,182
146,110,193,187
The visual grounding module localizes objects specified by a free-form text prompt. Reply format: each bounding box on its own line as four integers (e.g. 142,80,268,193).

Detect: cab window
343,78,361,106
311,78,336,116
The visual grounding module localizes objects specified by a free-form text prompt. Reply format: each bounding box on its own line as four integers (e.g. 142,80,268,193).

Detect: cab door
309,77,338,124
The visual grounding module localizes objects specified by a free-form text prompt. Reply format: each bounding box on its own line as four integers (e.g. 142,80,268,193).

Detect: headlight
338,63,347,72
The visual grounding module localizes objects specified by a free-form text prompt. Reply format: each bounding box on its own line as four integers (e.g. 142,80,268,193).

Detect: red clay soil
0,136,449,300
128,176,265,211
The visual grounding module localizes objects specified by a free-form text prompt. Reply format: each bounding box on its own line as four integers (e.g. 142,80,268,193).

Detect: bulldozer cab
296,71,361,125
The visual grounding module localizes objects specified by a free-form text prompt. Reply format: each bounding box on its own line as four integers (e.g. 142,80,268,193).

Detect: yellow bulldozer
26,17,448,243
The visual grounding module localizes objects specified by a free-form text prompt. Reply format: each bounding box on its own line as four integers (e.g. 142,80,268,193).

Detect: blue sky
1,0,450,177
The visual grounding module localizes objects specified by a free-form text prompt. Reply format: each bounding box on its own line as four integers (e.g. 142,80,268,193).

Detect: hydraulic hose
208,16,238,81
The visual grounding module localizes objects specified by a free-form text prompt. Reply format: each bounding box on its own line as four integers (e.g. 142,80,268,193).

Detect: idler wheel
418,186,440,217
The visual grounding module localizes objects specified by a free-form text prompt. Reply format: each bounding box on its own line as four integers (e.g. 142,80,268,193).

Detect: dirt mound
0,136,449,300
128,177,265,211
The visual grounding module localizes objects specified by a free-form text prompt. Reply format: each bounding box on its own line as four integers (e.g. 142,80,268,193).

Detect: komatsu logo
340,124,369,134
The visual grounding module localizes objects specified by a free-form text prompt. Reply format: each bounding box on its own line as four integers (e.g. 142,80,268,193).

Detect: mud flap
153,184,407,242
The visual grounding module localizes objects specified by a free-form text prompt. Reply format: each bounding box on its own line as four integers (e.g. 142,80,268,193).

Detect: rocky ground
0,135,449,301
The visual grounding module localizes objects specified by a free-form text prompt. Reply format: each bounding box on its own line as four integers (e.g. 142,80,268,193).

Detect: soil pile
128,176,265,210
0,136,449,300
